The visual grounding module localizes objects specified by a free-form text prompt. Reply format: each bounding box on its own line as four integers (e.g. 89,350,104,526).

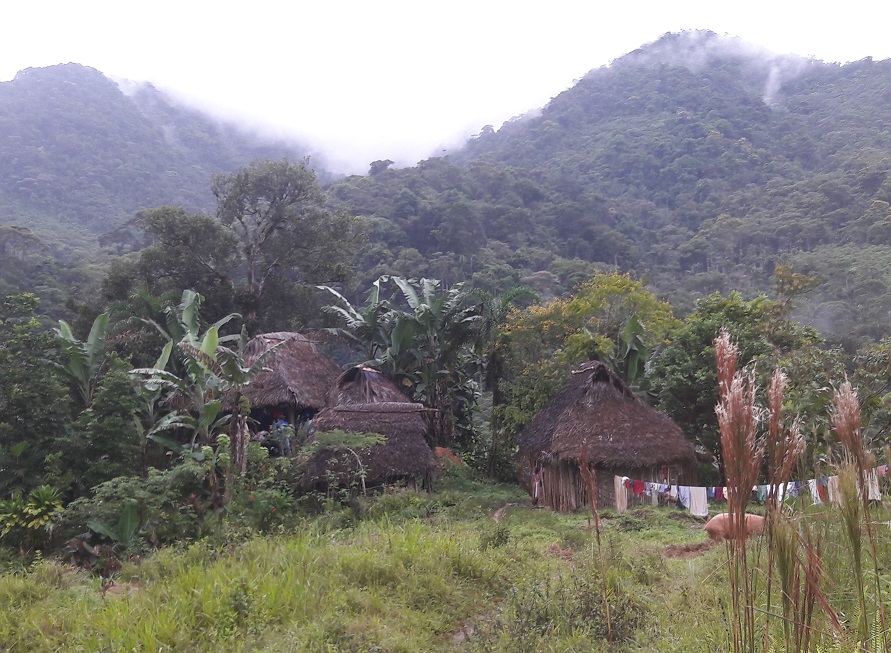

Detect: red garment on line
632,480,645,495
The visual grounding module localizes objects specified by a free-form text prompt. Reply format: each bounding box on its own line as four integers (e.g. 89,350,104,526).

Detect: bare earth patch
546,543,575,561
663,541,714,559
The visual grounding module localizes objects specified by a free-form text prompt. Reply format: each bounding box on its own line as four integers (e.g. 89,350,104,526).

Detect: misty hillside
0,63,321,245
330,31,891,343
6,32,891,341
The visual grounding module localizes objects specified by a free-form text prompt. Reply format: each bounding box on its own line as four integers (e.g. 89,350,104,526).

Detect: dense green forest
6,33,891,339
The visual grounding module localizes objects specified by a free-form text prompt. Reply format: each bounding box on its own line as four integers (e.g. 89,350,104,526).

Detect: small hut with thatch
239,332,342,427
300,366,439,492
517,361,695,512
327,365,412,406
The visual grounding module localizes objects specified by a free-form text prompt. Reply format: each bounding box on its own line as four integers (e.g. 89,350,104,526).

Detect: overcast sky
3,1,890,174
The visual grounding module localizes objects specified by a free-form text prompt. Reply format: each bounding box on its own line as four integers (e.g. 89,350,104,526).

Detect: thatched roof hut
518,361,695,512
328,365,412,406
239,332,341,421
300,402,439,491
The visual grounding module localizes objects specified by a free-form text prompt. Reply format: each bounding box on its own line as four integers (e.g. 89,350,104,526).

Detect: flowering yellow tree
494,272,678,435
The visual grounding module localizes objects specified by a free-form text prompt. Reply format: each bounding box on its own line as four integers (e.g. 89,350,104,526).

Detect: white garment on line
677,485,691,509
868,470,881,501
688,486,708,517
614,475,628,514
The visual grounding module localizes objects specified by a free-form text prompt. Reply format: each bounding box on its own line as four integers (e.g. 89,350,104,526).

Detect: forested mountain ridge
0,63,323,311
0,63,320,245
6,33,891,340
330,31,891,343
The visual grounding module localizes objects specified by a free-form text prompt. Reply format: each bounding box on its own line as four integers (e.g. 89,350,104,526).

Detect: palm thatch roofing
240,332,341,412
300,403,439,489
328,366,412,406
517,361,694,469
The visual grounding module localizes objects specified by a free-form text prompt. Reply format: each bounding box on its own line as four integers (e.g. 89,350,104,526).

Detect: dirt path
492,502,524,521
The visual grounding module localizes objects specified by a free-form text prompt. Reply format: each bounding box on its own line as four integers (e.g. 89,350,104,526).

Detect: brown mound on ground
663,541,714,559
667,511,700,523
546,543,575,561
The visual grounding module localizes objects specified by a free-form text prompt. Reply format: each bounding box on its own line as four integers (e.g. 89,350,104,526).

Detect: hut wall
540,463,588,513
541,462,691,513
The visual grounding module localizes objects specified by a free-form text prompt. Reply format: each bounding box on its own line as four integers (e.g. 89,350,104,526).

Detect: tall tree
0,294,70,497
103,159,364,331
649,291,819,459
211,159,363,326
493,273,679,434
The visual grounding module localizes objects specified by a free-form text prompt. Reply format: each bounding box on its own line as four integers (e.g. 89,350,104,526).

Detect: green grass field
1,467,889,652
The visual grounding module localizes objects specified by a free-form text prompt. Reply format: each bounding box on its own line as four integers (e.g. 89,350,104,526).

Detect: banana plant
317,278,394,363
87,503,142,555
54,312,109,407
131,325,233,453
320,276,486,447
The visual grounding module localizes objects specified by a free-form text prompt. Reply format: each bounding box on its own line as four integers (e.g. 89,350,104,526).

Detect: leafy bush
478,569,643,650
0,485,62,551
360,489,438,521
479,523,511,551
59,462,207,547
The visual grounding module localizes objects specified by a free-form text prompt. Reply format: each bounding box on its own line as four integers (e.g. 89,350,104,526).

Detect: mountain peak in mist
607,29,820,104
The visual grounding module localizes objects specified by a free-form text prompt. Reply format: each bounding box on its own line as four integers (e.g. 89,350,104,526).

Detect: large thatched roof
240,332,341,411
300,403,439,489
517,361,694,468
328,366,411,406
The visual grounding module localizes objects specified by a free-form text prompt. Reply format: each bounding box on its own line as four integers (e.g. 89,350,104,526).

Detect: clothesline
613,465,887,516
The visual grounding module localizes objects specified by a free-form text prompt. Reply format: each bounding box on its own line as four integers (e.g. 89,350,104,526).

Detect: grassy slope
1,468,886,652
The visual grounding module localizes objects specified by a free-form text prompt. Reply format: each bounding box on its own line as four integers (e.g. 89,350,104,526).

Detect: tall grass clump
578,454,613,643
830,380,886,648
715,330,764,653
763,368,806,651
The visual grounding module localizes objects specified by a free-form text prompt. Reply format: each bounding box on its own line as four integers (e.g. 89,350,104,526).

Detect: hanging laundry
707,487,715,500
756,485,769,502
614,475,628,514
715,486,725,501
689,486,708,517
632,480,645,496
808,479,821,505
868,470,881,502
768,483,790,503
827,476,840,506
676,485,691,510
817,478,829,504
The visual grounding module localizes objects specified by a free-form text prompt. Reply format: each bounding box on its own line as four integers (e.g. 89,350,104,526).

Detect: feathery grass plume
766,370,805,503
578,453,613,643
830,380,885,649
763,368,805,651
715,329,764,653
831,380,865,469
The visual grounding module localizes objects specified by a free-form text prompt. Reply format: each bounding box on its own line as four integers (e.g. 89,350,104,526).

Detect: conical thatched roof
240,332,341,411
300,403,439,489
517,361,694,468
328,366,411,406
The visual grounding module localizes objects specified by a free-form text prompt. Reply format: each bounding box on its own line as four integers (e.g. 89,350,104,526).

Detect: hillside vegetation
330,32,891,344
6,33,891,339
